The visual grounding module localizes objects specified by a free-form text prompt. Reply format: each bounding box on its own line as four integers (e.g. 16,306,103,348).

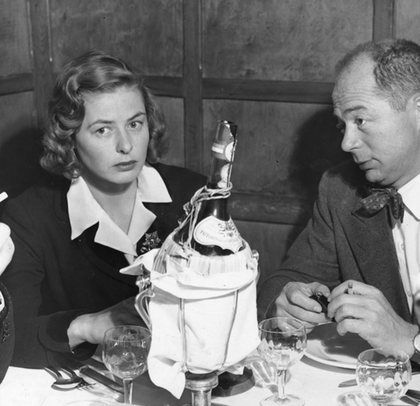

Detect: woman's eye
95,127,110,136
129,121,143,129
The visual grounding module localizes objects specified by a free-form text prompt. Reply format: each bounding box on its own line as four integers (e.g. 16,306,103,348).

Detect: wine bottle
176,120,244,256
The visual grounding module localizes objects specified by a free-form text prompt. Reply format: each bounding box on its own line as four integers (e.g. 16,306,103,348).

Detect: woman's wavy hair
40,50,166,179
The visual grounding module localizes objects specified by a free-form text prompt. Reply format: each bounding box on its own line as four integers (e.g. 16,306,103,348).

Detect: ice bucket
121,232,260,399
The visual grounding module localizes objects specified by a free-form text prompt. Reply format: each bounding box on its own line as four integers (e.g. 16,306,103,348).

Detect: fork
44,365,94,391
60,366,94,390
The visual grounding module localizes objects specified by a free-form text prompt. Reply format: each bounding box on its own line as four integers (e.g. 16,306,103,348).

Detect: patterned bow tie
359,187,404,222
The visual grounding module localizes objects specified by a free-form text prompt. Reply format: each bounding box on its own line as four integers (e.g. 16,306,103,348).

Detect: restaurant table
1,356,420,406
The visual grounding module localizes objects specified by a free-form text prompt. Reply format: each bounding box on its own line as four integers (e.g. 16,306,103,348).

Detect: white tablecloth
0,356,419,406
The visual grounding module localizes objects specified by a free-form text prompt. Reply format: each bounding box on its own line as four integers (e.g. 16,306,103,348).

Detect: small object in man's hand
309,293,329,314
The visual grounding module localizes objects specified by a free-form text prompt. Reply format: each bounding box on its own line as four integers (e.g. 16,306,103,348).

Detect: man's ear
412,92,420,118
413,93,420,124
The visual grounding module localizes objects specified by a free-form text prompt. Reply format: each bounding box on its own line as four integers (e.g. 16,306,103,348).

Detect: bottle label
211,141,235,162
193,216,243,252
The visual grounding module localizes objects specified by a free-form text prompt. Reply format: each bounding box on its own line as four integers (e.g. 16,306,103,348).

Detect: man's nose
116,129,133,154
341,126,361,153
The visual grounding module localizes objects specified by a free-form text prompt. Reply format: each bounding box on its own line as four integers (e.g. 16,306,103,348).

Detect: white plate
305,323,371,369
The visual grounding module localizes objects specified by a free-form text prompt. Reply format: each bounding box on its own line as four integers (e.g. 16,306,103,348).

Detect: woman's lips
115,160,137,170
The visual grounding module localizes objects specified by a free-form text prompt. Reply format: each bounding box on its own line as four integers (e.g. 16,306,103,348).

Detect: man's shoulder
322,160,367,192
319,160,368,207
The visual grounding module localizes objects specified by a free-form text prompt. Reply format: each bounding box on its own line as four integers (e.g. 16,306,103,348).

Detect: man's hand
0,223,14,275
68,297,144,347
329,280,418,356
273,281,331,330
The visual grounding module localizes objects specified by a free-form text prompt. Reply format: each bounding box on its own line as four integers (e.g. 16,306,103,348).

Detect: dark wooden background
1,0,419,284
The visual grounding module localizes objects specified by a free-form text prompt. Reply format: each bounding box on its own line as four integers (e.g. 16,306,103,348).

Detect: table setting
2,161,420,406
2,318,420,406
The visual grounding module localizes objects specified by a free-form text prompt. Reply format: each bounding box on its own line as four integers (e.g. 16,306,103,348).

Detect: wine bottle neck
207,120,237,190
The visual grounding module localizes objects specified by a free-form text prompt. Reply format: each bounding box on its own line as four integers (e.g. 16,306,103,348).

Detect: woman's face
75,85,149,193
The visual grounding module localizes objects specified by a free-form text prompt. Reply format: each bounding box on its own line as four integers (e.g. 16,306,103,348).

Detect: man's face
333,55,420,189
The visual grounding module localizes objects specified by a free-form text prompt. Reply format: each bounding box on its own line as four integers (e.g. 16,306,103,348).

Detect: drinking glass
356,348,411,405
102,325,151,405
258,317,307,406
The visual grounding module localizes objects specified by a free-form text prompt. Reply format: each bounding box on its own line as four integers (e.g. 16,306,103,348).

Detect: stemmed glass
102,325,151,405
356,348,411,405
258,317,307,406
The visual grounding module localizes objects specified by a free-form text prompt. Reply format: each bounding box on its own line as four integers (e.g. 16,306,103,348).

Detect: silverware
61,358,124,394
402,395,419,405
338,378,357,388
407,390,420,400
44,366,92,391
78,365,123,394
61,366,93,390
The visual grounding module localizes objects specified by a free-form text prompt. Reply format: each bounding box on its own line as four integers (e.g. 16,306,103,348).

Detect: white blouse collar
67,164,172,262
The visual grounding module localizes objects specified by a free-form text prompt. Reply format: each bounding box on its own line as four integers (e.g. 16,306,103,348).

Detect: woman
1,51,205,367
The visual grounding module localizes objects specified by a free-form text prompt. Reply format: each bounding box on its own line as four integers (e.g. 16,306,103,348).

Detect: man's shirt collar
398,173,420,220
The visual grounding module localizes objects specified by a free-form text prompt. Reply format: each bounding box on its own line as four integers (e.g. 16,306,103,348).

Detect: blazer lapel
345,203,410,320
76,225,136,285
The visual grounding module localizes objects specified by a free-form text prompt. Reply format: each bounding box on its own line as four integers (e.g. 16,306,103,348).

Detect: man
258,38,420,357
0,223,14,381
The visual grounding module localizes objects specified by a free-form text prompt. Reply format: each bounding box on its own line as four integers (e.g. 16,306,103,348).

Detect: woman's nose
341,126,361,153
116,130,133,154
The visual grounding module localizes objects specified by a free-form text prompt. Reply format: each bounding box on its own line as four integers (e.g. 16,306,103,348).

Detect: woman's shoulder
2,174,69,217
153,163,205,182
152,163,206,202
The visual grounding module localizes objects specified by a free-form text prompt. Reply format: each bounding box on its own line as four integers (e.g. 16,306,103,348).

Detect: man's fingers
330,280,379,300
336,317,361,336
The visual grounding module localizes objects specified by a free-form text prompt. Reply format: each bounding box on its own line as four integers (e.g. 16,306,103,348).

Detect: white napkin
121,249,260,398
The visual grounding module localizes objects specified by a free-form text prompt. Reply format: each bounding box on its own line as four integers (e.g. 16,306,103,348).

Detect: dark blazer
0,163,205,368
0,282,13,382
257,160,410,322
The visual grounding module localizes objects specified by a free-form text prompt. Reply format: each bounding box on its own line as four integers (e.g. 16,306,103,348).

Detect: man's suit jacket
0,163,205,368
257,160,410,322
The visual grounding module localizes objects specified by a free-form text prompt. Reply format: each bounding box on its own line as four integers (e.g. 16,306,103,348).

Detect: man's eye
355,118,365,127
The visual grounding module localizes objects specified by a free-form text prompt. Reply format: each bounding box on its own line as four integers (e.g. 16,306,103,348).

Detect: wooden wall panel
0,92,43,197
235,220,305,284
155,96,185,167
0,0,31,76
395,0,420,43
0,0,404,286
202,0,373,81
50,0,183,76
203,100,347,199
0,93,34,146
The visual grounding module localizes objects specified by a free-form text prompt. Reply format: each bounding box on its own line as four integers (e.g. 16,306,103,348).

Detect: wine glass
258,317,307,406
102,325,151,405
356,348,411,405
